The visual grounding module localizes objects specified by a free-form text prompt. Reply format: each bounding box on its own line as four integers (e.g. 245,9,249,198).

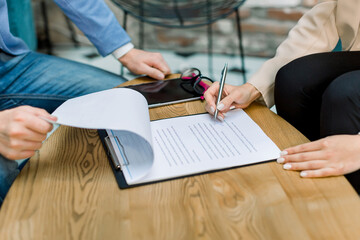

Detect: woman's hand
0,106,57,160
203,82,261,121
277,135,360,177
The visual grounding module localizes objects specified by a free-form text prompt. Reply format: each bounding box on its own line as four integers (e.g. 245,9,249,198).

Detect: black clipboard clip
104,135,129,170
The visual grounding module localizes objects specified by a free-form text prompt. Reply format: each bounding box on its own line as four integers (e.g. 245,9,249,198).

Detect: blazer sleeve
248,1,339,108
53,0,131,57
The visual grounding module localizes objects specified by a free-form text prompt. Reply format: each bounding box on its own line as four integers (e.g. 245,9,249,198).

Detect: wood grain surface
0,76,359,240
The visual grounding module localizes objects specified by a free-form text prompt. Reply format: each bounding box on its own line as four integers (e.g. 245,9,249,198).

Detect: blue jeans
0,51,127,204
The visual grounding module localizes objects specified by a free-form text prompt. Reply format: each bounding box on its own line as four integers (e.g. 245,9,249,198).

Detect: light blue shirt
0,0,131,57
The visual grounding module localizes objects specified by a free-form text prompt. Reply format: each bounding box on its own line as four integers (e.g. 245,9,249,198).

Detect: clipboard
99,129,164,189
98,129,275,190
98,129,134,189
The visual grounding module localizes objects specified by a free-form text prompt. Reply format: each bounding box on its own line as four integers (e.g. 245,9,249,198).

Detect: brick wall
35,0,327,58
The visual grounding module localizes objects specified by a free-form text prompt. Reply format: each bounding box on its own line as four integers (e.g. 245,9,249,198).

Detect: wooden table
0,76,359,240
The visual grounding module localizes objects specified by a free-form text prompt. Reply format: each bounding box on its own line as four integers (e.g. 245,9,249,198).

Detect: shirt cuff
112,43,134,59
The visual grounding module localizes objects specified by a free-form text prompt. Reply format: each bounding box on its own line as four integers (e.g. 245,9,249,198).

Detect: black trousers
274,51,360,193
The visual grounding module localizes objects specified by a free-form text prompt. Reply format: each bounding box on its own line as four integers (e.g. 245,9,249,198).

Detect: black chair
111,0,247,82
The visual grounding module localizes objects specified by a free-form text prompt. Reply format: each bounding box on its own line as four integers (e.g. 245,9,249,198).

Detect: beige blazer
248,0,360,108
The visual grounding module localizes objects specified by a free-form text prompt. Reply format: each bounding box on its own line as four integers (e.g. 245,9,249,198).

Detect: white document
52,88,154,181
52,88,280,186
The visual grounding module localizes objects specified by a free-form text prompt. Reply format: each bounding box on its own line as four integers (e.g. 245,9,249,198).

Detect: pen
214,63,228,120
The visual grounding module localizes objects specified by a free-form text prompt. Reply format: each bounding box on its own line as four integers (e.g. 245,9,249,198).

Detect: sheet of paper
52,88,153,146
114,109,280,185
51,88,155,182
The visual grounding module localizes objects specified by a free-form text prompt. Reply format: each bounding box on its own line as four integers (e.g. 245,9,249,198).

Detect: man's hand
204,82,261,121
119,48,171,80
0,106,57,160
277,135,360,178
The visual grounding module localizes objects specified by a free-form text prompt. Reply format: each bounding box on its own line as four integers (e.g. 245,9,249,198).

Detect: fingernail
230,106,236,110
223,112,227,116
277,157,285,164
210,106,215,114
300,171,307,177
217,103,224,111
158,74,164,79
217,116,224,122
283,163,292,170
280,150,288,156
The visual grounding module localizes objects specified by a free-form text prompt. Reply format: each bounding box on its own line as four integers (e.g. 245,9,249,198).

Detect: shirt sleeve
53,0,132,57
112,42,134,59
248,1,339,108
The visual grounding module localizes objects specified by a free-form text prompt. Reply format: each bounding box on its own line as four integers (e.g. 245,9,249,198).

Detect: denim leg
0,156,21,205
0,51,127,112
0,51,127,204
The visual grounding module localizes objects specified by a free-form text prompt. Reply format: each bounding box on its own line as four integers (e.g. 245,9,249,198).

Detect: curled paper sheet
52,88,155,182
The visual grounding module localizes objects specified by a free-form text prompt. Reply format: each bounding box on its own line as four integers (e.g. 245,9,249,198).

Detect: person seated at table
0,0,171,204
204,0,360,193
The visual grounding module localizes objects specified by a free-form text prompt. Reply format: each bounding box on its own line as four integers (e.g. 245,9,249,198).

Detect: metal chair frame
113,0,247,82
